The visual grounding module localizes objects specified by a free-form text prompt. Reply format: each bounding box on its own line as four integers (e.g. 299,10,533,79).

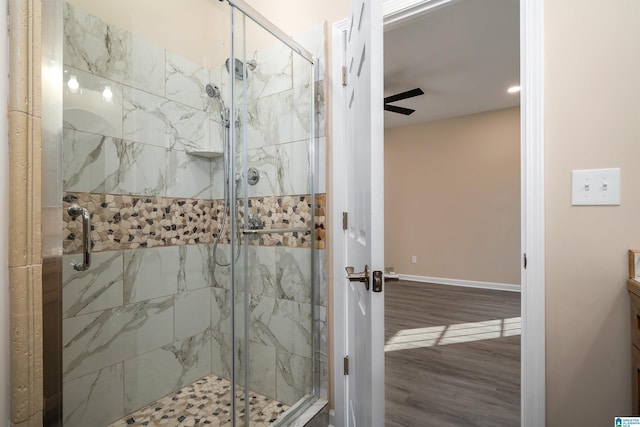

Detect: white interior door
341,0,385,425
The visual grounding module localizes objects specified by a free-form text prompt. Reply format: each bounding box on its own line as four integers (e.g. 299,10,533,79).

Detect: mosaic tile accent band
63,192,326,254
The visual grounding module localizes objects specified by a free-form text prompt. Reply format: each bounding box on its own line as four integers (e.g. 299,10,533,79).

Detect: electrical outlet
411,256,417,264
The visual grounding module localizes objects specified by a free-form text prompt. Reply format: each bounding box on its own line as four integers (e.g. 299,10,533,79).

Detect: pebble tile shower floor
108,374,290,426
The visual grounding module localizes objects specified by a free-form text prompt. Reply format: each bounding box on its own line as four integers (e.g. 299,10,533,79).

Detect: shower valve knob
247,167,260,185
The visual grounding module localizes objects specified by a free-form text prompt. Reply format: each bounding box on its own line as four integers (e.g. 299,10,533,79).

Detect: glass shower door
43,1,319,426
54,1,232,425
228,4,317,425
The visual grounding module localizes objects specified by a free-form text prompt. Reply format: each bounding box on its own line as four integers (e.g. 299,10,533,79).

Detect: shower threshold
107,374,290,426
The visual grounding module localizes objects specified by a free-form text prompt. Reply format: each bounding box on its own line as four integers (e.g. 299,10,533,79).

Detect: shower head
225,57,257,80
205,83,221,99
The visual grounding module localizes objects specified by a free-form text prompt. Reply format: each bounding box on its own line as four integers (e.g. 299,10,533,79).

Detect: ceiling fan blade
384,88,425,104
384,104,416,115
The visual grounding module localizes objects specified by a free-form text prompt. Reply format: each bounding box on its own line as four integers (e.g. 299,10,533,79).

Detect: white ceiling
383,0,520,128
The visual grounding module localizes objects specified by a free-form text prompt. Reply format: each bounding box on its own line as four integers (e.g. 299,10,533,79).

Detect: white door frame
330,17,349,427
330,0,545,426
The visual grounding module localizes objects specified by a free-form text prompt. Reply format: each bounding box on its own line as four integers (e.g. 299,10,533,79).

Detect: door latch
372,270,383,292
345,265,370,290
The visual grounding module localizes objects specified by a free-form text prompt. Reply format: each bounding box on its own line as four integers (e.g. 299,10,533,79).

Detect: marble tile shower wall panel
175,287,213,340
63,3,218,203
123,245,212,304
247,245,277,298
166,150,213,199
246,342,277,399
256,299,311,361
247,141,310,198
63,129,165,196
208,66,225,154
63,363,125,427
291,24,327,141
314,250,328,400
315,304,328,399
244,86,310,150
63,4,164,96
63,68,123,138
61,243,217,425
123,86,210,152
62,296,174,382
166,51,211,111
276,246,312,303
315,136,327,194
207,244,315,403
243,39,293,100
210,286,232,380
62,251,123,318
247,246,314,403
276,351,313,406
123,330,212,413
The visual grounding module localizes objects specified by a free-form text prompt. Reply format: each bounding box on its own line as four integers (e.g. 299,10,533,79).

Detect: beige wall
245,0,348,34
66,0,349,68
66,0,228,67
545,0,640,424
384,108,521,285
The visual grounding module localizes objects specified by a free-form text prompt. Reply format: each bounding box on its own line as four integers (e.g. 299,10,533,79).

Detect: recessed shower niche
42,1,327,425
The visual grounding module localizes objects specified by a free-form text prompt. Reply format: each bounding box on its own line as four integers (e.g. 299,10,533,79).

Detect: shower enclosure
42,1,326,425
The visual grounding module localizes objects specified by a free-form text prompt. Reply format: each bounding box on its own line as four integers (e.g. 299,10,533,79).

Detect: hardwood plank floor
385,281,520,427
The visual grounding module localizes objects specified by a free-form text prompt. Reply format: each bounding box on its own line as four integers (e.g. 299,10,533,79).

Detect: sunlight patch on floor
384,317,521,352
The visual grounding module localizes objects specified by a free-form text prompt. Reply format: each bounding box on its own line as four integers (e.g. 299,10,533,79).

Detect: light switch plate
571,168,621,206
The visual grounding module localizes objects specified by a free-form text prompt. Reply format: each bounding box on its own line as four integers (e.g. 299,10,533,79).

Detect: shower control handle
345,265,370,291
67,204,91,272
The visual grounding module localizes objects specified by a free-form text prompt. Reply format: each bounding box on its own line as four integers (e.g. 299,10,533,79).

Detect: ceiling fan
384,88,425,115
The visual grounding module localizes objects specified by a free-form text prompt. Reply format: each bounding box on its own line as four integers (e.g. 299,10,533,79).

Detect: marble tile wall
61,244,218,426
61,3,327,425
209,244,326,406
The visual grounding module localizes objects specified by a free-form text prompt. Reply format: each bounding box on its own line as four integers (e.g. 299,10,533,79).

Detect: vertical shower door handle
67,204,91,271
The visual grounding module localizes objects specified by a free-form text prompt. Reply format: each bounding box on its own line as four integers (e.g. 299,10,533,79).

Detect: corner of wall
0,0,10,422
7,0,43,424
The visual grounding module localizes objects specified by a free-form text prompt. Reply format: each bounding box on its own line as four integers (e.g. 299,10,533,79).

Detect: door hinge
344,356,349,375
342,212,348,230
523,253,527,269
342,65,348,87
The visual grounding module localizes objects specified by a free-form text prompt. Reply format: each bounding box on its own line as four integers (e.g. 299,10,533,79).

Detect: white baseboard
397,274,521,293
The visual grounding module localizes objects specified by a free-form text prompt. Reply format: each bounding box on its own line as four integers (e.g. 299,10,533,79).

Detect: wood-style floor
385,280,520,427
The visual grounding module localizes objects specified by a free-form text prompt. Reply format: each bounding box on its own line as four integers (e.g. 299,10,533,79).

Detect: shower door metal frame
41,0,64,424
